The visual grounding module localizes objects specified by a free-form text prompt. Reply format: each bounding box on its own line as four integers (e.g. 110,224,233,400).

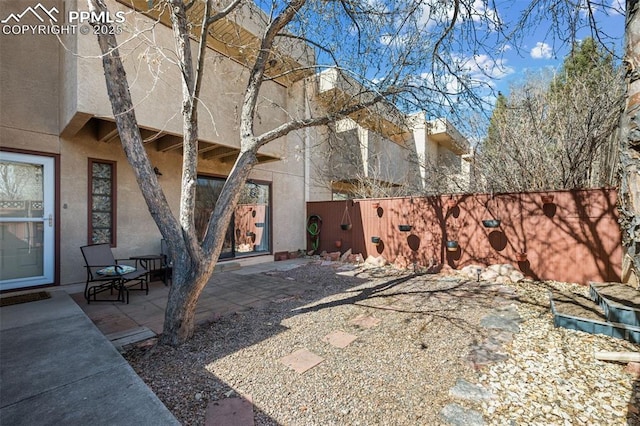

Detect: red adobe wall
306,188,622,284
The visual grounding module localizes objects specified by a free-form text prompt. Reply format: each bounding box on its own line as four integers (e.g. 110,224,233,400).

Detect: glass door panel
195,176,271,259
235,182,270,255
195,177,234,259
0,152,54,289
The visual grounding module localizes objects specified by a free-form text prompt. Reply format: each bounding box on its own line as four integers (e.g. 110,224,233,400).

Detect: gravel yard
124,263,639,425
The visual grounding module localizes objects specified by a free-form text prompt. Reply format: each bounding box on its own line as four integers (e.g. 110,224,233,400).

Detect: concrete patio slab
0,291,178,425
279,348,325,374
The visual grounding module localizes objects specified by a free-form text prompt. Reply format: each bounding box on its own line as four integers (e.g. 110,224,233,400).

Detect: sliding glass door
195,177,234,259
195,176,271,258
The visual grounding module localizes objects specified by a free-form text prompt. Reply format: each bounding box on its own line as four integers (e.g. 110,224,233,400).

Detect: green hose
307,215,322,252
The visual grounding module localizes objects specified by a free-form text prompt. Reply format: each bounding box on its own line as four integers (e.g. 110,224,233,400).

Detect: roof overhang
88,118,280,164
427,118,469,155
116,0,314,87
316,69,411,145
331,178,402,195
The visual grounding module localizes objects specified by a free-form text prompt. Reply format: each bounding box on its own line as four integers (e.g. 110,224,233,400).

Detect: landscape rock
440,264,454,274
461,265,484,277
325,251,340,262
488,264,502,274
494,275,511,284
625,362,640,377
364,255,387,268
480,270,499,281
480,314,521,333
498,264,515,275
340,249,352,262
509,270,525,283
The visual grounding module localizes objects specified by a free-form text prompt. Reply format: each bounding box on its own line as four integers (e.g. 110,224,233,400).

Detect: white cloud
457,54,515,83
379,34,410,47
530,42,552,59
470,0,500,27
417,53,515,95
415,0,500,31
610,0,625,15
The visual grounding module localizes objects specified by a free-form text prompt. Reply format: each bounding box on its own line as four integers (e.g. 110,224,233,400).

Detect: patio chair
80,243,149,304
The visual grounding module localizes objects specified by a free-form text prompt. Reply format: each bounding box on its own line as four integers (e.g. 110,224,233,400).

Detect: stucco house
0,0,469,292
306,69,471,200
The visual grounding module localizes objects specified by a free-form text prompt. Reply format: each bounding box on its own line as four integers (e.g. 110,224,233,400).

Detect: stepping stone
279,348,324,374
322,331,357,348
449,378,494,401
349,314,381,329
466,347,508,369
205,396,254,426
480,315,520,333
441,403,485,426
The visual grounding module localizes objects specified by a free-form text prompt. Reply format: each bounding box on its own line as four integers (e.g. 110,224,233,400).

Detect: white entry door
0,152,55,290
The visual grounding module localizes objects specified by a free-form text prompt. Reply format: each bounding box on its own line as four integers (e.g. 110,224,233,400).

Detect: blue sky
257,0,626,128
474,0,626,96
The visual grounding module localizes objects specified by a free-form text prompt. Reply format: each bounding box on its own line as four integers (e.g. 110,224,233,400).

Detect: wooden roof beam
96,120,118,143
156,134,184,152
202,146,238,160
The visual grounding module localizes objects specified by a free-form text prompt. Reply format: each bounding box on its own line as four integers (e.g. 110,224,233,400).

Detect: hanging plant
397,198,414,232
446,240,459,252
482,219,501,228
340,201,352,231
482,192,501,228
541,194,555,204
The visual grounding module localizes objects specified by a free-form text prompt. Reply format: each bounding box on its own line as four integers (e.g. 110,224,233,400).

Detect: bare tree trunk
87,0,181,248
620,0,640,286
161,261,211,345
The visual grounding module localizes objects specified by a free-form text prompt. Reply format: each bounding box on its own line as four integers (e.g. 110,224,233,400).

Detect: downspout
304,77,311,202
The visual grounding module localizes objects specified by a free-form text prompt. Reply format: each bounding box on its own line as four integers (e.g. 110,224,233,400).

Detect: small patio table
130,254,169,286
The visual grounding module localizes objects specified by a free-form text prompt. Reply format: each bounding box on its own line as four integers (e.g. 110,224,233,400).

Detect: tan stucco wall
307,118,421,200
368,130,419,187
69,0,293,156
437,145,462,172
0,0,62,145
57,132,306,285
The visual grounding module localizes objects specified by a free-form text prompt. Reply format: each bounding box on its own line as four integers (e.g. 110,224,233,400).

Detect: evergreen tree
484,91,508,152
551,37,614,94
